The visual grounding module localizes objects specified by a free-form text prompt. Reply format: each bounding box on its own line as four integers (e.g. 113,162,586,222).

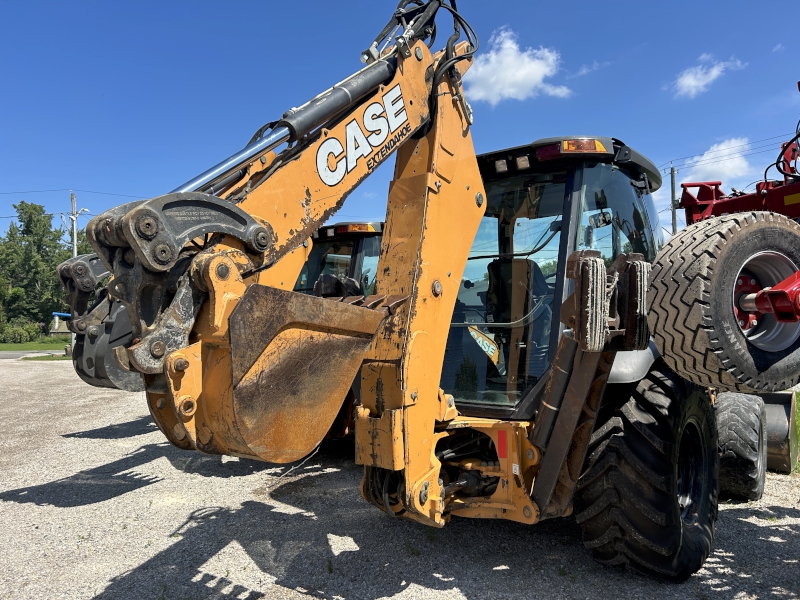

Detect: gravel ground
0,360,797,600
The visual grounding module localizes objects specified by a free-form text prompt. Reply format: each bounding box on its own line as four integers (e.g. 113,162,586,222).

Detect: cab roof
477,136,662,193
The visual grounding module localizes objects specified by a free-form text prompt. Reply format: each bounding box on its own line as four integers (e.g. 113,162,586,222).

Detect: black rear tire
716,392,767,501
648,212,800,393
575,364,719,581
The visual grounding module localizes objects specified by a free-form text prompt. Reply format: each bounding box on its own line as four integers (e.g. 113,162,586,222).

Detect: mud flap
229,285,388,463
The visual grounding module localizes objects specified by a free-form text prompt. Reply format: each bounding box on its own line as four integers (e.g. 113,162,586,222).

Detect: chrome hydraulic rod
171,55,398,196
171,126,291,194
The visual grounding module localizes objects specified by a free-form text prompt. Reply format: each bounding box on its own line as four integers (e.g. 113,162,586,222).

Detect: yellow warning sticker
784,193,800,206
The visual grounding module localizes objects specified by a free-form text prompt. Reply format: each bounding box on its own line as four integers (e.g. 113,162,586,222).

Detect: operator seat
485,258,553,392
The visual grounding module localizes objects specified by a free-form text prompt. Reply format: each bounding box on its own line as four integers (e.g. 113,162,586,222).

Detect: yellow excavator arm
58,1,649,530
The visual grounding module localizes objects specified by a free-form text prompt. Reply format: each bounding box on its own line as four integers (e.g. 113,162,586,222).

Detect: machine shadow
62,415,157,439
90,451,799,600
0,444,166,507
698,501,800,595
0,442,278,508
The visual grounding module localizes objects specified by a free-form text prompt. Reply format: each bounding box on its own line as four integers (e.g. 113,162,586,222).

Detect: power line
0,214,54,219
660,147,783,176
0,212,96,219
657,133,794,168
669,145,782,170
0,187,145,198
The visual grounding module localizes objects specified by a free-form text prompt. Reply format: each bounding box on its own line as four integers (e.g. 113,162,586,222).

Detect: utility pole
65,191,89,349
65,191,89,257
670,164,678,235
70,191,78,257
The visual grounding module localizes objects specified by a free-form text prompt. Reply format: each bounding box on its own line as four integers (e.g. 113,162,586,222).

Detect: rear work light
335,223,377,234
562,139,608,154
495,159,508,173
535,138,609,161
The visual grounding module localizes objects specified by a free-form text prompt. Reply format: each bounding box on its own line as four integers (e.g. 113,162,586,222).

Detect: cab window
294,239,355,294
358,236,381,296
578,163,657,264
442,171,568,410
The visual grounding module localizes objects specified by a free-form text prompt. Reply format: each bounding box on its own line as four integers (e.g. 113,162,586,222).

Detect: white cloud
654,138,755,235
680,137,753,186
672,54,746,99
773,43,784,53
571,60,610,78
464,28,570,106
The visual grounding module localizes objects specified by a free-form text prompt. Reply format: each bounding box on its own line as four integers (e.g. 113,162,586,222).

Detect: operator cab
294,222,383,297
441,136,663,418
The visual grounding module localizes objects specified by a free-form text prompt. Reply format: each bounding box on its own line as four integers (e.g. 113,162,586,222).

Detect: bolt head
750,279,757,286
73,264,87,277
254,230,271,251
432,280,443,297
87,326,99,339
174,358,190,372
523,505,533,519
260,155,267,164
411,391,418,400
136,215,158,239
150,340,166,358
447,396,454,408
75,320,86,332
155,397,166,409
739,320,745,327
526,448,535,460
414,47,423,61
475,192,484,207
153,243,173,265
752,319,758,327
737,278,743,286
215,262,230,280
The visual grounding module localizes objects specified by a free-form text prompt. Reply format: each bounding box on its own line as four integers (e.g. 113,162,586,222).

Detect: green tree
0,201,91,328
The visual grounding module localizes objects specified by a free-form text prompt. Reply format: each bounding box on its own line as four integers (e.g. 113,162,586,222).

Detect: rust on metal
229,285,388,463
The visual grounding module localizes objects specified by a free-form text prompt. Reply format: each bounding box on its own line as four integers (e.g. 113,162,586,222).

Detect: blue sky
1,0,798,239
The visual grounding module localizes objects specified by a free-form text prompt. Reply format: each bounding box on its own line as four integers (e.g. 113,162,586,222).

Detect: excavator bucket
227,285,390,463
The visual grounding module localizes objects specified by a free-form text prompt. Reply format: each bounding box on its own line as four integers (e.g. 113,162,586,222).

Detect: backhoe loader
57,0,783,580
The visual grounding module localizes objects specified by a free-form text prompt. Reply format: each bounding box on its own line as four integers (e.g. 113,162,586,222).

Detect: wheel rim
677,419,707,523
734,251,800,352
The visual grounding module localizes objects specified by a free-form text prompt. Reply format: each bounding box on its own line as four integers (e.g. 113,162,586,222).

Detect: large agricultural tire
716,392,767,501
575,364,718,581
648,212,800,393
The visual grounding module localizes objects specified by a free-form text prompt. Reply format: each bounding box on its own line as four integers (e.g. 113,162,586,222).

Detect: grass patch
0,337,71,351
21,354,71,361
